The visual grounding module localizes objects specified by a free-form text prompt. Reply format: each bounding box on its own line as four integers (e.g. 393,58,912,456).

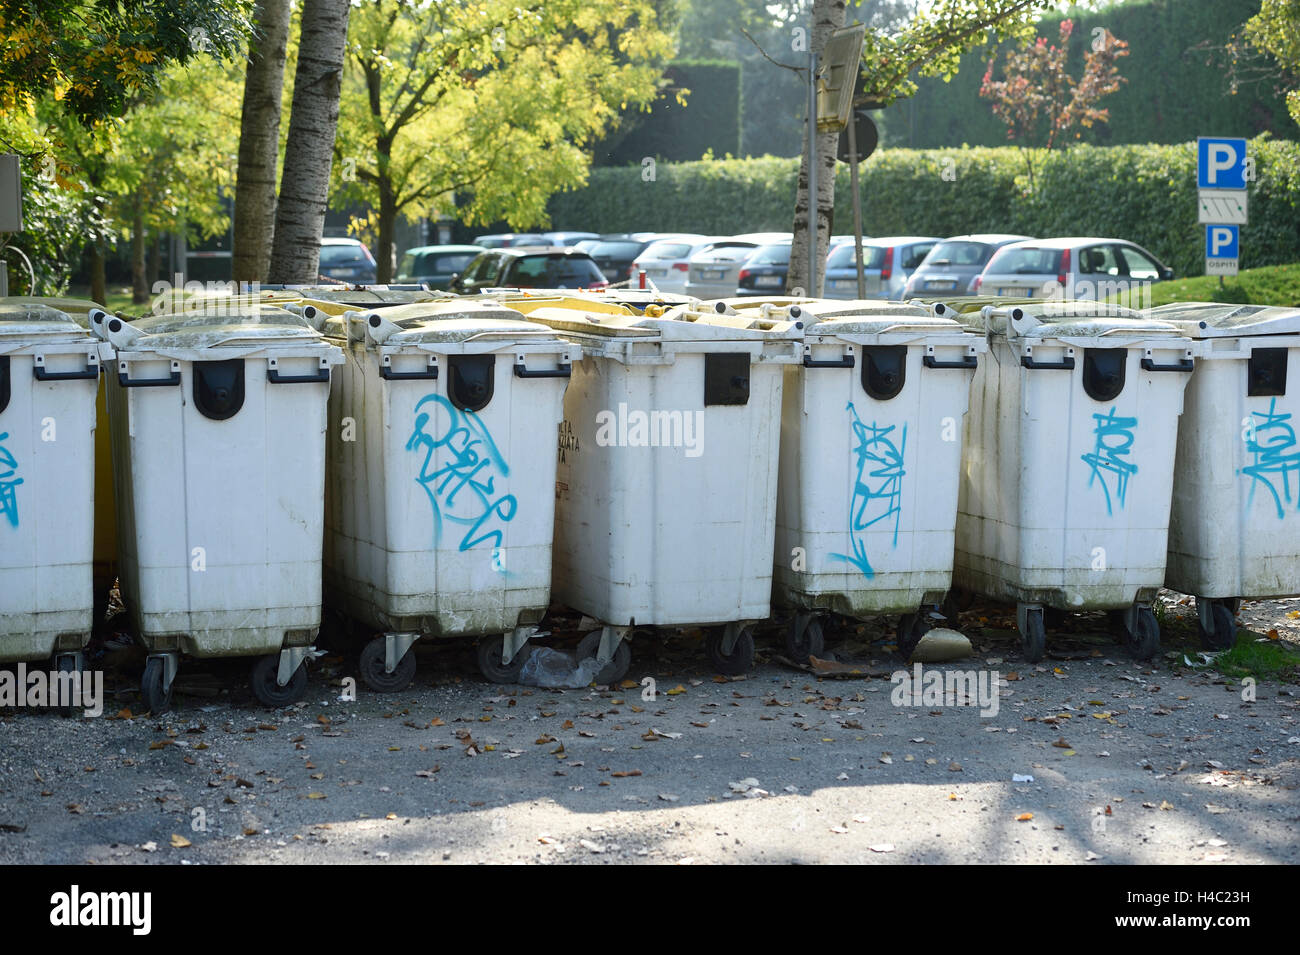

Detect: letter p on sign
1207,225,1238,259
1197,137,1247,190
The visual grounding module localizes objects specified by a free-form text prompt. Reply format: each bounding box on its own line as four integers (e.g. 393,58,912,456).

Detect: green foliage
899,0,1295,149
1244,0,1300,127
596,60,742,165
0,0,251,125
548,136,1300,278
1133,263,1300,308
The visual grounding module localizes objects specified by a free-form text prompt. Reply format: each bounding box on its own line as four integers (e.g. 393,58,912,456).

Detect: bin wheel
141,657,173,715
705,627,754,676
359,637,417,693
575,631,632,685
477,634,529,685
1124,607,1160,661
56,654,81,717
1222,597,1241,615
1043,607,1066,630
1198,601,1237,652
784,616,825,664
1020,608,1046,663
250,654,309,707
896,612,932,660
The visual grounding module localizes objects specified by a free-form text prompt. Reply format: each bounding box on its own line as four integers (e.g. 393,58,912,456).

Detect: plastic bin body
771,303,984,615
1153,304,1300,600
105,307,341,658
531,307,803,627
955,306,1194,610
0,304,105,661
320,301,572,636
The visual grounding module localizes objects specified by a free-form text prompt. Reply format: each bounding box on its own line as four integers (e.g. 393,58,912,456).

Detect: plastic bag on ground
517,646,603,688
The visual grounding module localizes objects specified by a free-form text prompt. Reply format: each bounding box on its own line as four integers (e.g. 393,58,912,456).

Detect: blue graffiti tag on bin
1081,407,1138,515
405,394,517,552
0,432,23,529
1241,398,1300,519
830,402,906,578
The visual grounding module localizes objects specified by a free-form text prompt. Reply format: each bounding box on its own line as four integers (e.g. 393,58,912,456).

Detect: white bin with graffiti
96,305,342,711
954,302,1195,663
1148,303,1300,650
316,301,575,690
0,303,107,678
524,303,803,682
757,300,985,663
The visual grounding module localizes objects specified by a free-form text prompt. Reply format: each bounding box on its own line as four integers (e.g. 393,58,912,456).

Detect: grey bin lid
785,300,970,336
966,301,1184,340
0,302,99,341
324,300,560,344
1145,302,1300,338
118,306,328,349
525,304,803,342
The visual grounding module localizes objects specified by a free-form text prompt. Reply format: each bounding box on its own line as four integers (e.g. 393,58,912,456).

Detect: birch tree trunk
786,0,848,298
232,0,292,285
267,0,350,285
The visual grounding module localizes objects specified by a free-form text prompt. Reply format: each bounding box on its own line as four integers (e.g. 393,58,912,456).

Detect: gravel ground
1,590,1297,865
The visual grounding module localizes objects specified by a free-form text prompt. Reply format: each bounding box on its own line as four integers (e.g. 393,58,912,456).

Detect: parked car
822,235,940,300
393,244,483,290
629,235,715,294
586,237,662,285
735,240,793,296
319,237,378,284
684,233,791,299
902,234,1031,298
542,231,601,246
449,246,607,292
471,232,549,249
973,237,1174,300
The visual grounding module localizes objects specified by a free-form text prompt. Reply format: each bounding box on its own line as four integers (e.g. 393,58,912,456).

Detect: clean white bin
0,303,106,679
94,305,342,710
314,300,575,689
754,299,985,661
525,303,803,681
1148,302,1300,649
954,302,1195,661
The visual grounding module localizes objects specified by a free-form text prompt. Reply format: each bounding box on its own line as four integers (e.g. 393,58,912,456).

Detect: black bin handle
34,356,99,381
380,359,439,381
1141,356,1194,373
267,360,331,384
1021,353,1075,370
514,360,572,379
802,351,855,369
118,362,181,387
923,353,978,370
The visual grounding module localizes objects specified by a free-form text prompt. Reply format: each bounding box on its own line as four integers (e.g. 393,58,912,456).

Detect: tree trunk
787,0,848,298
267,0,350,285
131,201,148,305
233,0,292,285
89,241,106,306
376,141,396,284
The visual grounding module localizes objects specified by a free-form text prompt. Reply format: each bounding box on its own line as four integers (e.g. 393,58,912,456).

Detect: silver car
629,235,713,294
974,237,1174,304
684,233,791,299
822,235,940,300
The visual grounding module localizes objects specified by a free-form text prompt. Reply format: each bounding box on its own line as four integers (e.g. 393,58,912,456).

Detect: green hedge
546,136,1300,277
901,0,1294,149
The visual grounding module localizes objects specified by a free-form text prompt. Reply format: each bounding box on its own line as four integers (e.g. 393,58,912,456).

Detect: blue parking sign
1197,137,1248,189
1205,224,1239,260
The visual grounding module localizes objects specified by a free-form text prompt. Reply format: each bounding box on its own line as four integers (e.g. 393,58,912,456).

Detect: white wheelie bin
953,302,1195,662
1146,302,1300,650
0,303,107,706
523,302,804,682
91,305,342,711
728,299,985,662
313,300,575,689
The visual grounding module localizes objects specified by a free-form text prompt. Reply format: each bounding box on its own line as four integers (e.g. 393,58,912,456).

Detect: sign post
1196,137,1248,283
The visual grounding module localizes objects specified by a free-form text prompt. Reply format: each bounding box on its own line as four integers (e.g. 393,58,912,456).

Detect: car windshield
826,244,886,269
925,241,993,267
641,242,693,259
396,252,476,280
589,241,643,258
986,246,1064,274
320,243,374,265
510,254,604,287
747,244,791,265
